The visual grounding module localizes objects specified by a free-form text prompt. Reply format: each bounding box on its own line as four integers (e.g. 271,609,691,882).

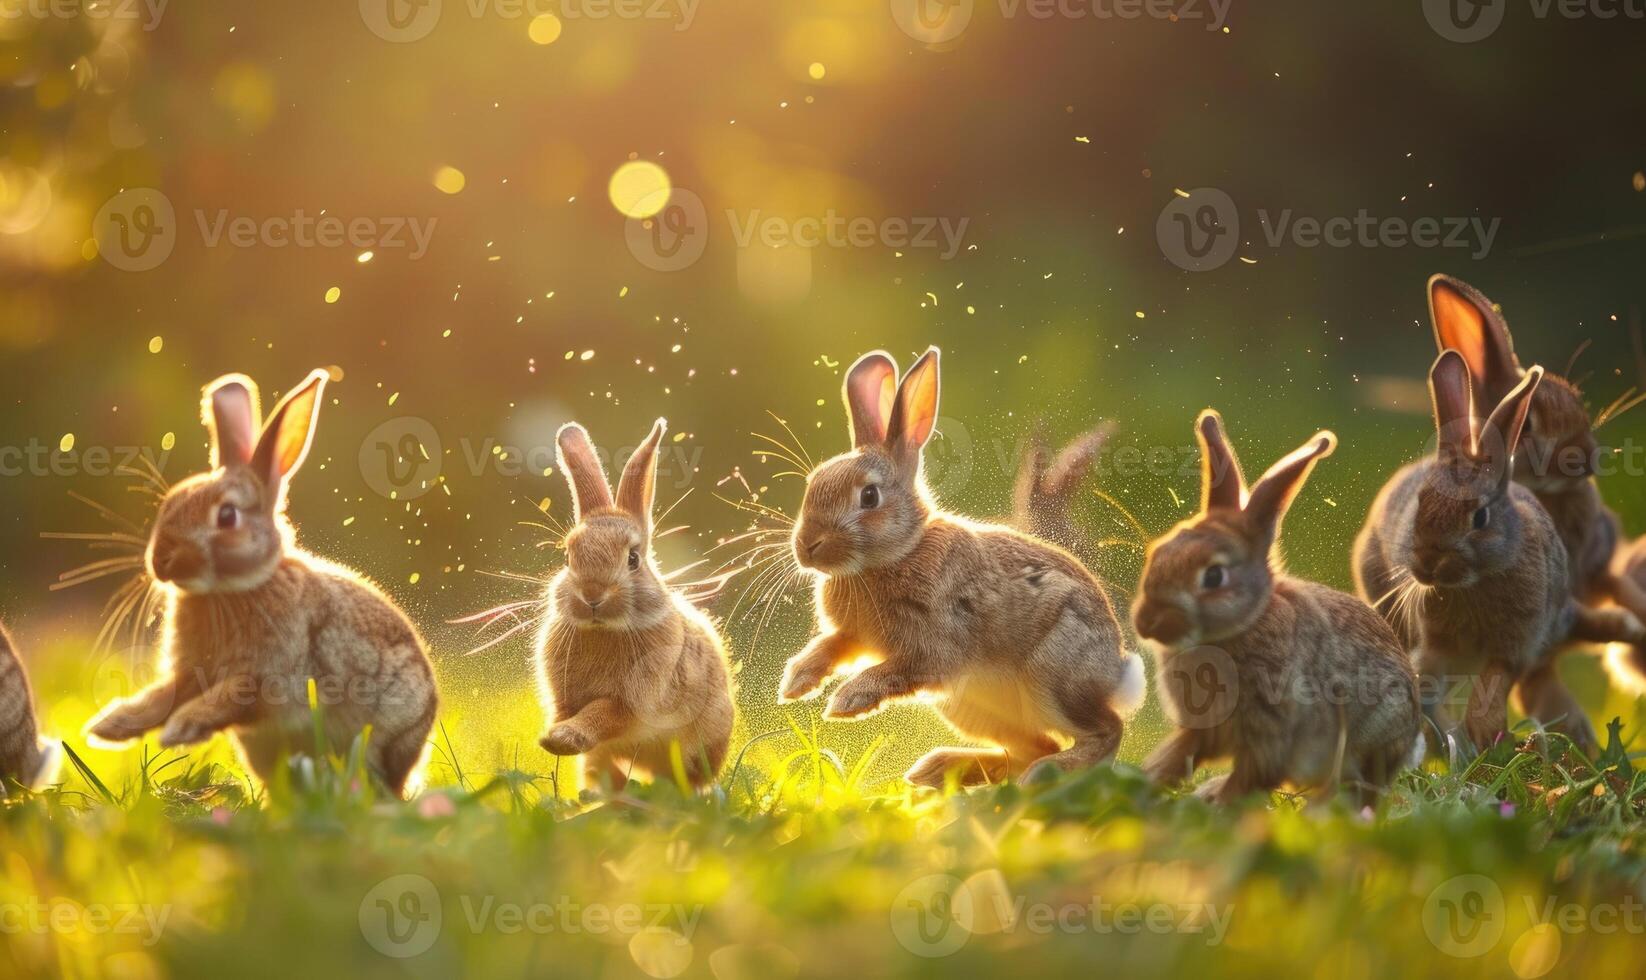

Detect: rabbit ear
1244,430,1337,541
844,351,898,449
886,347,940,465
1429,350,1477,456
615,418,667,530
1479,366,1544,484
556,423,613,521
250,370,327,506
1195,410,1247,512
1429,275,1523,402
203,374,261,468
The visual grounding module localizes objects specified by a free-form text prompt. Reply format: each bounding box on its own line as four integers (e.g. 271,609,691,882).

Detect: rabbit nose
1134,601,1189,645
150,536,205,584
1409,549,1442,585
579,587,610,610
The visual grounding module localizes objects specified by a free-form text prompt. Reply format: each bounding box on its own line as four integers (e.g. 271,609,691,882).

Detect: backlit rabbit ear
844,351,899,449
1429,349,1477,457
1429,275,1523,403
1195,410,1247,512
251,370,327,507
615,418,667,532
203,374,261,468
886,347,940,466
556,423,613,522
1480,366,1544,486
1244,430,1337,542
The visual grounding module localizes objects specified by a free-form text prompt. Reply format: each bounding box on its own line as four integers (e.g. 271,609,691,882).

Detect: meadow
7,606,1646,979
5,3,1646,978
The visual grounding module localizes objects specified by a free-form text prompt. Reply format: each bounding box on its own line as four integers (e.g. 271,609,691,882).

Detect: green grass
7,683,1646,980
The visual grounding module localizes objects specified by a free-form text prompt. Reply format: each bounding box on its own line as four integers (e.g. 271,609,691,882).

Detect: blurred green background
2,0,1645,786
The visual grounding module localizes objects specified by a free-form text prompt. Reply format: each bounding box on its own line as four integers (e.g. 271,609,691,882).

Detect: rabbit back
0,627,54,790
166,553,438,793
821,516,1131,705
536,590,733,773
1161,577,1419,789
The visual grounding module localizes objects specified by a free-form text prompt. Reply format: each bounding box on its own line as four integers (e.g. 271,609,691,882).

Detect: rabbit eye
1201,564,1227,590
628,548,641,572
216,504,239,530
1472,505,1490,531
859,484,881,509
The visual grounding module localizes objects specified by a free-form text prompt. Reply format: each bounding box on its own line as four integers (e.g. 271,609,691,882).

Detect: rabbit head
793,347,941,576
1404,349,1544,589
1133,410,1336,650
147,370,327,595
1429,274,1594,491
552,419,673,630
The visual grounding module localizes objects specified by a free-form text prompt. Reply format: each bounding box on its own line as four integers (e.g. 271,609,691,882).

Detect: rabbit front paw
778,660,829,703
86,701,163,745
824,685,887,720
158,714,219,748
540,724,596,757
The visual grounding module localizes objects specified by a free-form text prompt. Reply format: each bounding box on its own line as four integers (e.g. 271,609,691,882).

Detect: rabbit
1353,352,1645,755
535,419,735,793
1012,423,1114,570
1133,411,1422,805
1427,275,1646,620
0,623,60,793
1608,538,1646,693
778,347,1144,788
84,370,440,798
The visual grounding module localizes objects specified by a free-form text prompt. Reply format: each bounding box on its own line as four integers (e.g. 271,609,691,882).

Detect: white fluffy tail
1110,654,1147,718
1603,642,1646,697
30,738,62,790
1406,732,1429,771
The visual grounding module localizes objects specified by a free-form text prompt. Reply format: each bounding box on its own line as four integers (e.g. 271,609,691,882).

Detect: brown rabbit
0,624,59,793
779,347,1143,788
1134,411,1421,804
84,371,439,797
1354,352,1644,754
1012,423,1114,569
535,419,735,792
1612,538,1646,691
1428,275,1646,620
